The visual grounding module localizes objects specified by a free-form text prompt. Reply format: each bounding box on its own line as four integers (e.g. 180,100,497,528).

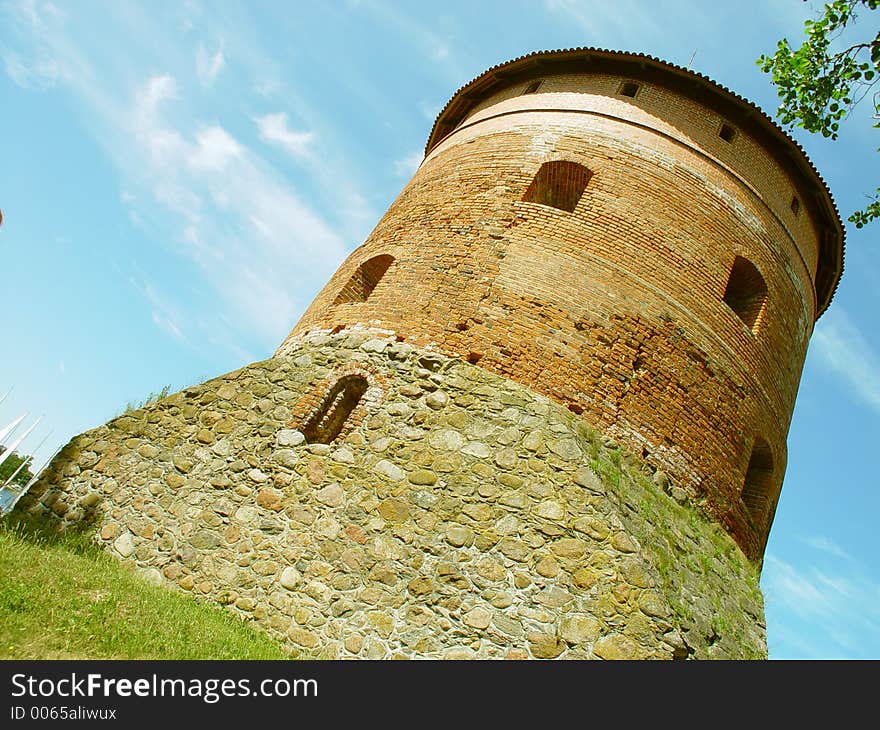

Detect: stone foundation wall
22,328,765,659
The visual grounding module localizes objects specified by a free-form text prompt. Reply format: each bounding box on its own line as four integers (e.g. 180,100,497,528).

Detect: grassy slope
0,517,291,660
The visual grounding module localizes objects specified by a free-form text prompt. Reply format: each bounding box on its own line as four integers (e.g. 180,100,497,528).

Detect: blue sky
1,0,878,659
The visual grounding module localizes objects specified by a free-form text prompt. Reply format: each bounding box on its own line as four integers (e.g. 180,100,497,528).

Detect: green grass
0,516,292,660
118,384,172,416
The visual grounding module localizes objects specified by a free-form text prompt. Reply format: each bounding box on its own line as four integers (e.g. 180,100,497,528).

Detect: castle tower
27,50,843,660
282,48,844,561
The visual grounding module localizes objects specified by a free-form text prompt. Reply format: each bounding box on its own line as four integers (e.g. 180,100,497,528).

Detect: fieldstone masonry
24,328,765,658
21,49,844,659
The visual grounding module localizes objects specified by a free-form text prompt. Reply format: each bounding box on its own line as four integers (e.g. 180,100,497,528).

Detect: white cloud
254,112,314,159
811,307,880,414
763,549,880,658
393,151,423,177
357,0,464,79
140,73,177,111
2,11,73,89
152,311,185,341
545,0,689,42
3,51,34,87
133,278,188,343
804,535,854,561
121,74,347,343
764,555,832,619
188,125,243,171
4,0,366,355
195,43,224,86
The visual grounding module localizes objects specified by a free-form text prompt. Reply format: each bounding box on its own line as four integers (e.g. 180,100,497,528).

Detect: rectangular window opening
620,81,640,98
719,124,736,143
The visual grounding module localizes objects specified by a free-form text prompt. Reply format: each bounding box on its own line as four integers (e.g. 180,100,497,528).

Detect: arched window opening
723,256,767,335
742,438,774,527
302,375,369,444
332,254,394,305
522,161,593,213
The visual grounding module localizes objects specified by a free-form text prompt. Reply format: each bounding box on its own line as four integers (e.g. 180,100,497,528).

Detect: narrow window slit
790,196,800,215
742,438,774,528
522,80,542,94
302,375,369,444
723,256,767,335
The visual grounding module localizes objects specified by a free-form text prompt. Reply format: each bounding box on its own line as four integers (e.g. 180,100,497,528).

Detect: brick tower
282,48,844,561
29,49,843,659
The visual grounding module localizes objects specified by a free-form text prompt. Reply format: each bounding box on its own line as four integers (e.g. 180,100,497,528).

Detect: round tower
28,49,844,660
281,49,844,561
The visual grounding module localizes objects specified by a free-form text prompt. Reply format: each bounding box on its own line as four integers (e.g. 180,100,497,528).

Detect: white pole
3,459,30,489
6,445,62,513
2,429,52,487
0,416,42,470
0,413,27,445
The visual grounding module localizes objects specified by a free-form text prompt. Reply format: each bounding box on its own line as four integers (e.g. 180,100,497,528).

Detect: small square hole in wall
790,196,800,215
719,124,736,143
523,80,542,94
620,81,640,98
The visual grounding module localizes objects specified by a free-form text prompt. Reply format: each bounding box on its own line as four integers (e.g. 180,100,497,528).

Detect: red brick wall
280,72,826,560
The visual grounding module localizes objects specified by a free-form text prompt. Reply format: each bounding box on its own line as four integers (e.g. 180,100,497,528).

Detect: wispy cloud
542,0,714,64
393,151,423,177
189,125,243,171
811,307,880,414
356,0,464,78
131,277,188,343
544,0,663,44
124,74,347,342
2,0,79,88
763,545,880,658
4,0,353,353
152,311,185,341
195,42,224,86
804,535,854,561
254,112,314,159
3,50,34,87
